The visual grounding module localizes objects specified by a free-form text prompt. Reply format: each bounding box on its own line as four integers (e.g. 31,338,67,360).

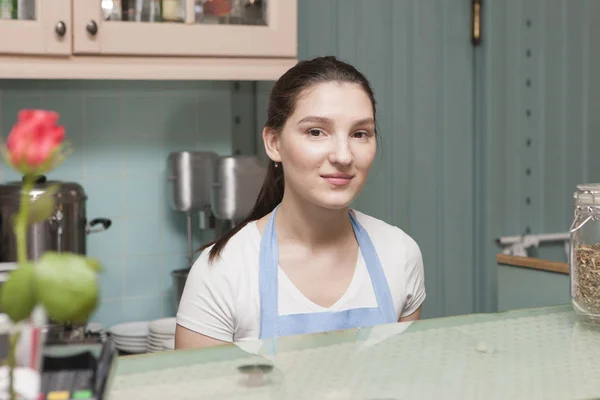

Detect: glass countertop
108,304,600,400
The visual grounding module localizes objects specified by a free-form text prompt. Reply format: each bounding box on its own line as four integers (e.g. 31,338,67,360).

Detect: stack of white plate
146,317,176,353
109,321,149,354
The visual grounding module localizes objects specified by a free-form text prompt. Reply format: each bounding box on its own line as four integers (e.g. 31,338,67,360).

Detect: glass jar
570,184,600,322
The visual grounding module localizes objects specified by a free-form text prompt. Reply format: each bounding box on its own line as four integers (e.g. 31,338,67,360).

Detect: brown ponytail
202,161,284,261
200,56,377,262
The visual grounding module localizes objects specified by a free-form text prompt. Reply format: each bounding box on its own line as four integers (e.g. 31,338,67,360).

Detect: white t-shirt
176,210,426,343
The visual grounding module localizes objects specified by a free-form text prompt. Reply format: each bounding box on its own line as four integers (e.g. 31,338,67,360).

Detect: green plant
1,109,101,400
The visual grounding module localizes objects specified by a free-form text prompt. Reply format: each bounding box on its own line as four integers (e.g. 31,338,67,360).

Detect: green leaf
0,263,37,322
28,184,59,224
36,252,100,324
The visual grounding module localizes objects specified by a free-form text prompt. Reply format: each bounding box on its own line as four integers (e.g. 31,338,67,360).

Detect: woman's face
264,82,377,210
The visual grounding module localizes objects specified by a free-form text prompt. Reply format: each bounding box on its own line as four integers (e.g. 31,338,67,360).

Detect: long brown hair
201,56,377,262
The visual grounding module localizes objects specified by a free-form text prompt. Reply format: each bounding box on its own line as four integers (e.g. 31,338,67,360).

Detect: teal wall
480,0,600,311
497,267,569,311
295,0,475,318
294,0,600,316
0,80,239,327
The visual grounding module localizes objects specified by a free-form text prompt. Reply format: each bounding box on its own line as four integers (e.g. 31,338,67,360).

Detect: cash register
39,323,119,400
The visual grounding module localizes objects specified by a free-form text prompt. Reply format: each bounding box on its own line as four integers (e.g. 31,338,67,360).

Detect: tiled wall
0,79,238,328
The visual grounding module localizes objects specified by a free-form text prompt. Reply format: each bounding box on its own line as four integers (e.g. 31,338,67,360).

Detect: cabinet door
73,0,296,57
0,0,71,55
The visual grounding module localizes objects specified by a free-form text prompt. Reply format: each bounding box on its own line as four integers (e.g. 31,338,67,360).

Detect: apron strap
259,206,280,339
350,212,397,322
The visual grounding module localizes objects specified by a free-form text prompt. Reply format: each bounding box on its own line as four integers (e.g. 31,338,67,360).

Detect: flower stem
9,176,32,400
15,175,33,265
8,331,20,400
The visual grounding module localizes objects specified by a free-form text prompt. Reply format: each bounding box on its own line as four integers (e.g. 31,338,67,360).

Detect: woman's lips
321,174,354,186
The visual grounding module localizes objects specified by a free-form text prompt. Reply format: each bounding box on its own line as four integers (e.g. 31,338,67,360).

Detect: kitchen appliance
0,175,111,263
167,151,220,310
211,155,267,224
167,151,219,265
0,317,116,399
166,153,267,307
41,331,118,400
167,151,217,215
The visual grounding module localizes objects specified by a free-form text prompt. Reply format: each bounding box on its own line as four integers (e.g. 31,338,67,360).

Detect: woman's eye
308,129,324,137
353,131,369,139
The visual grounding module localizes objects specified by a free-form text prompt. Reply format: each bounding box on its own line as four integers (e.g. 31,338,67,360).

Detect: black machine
39,324,119,400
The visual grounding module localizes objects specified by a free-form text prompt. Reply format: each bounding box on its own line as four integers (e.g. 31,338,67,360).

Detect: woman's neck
275,189,354,248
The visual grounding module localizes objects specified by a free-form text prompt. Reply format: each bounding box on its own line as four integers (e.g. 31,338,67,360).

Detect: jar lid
574,184,600,206
0,175,87,205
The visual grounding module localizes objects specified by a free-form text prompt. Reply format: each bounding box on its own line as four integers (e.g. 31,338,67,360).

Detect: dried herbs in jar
573,244,600,317
571,184,600,322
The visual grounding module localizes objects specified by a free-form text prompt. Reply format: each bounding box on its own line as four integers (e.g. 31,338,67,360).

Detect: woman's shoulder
192,221,261,271
352,209,412,238
352,210,421,258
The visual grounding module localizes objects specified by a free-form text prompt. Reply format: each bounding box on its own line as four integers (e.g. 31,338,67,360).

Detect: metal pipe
496,232,570,246
187,212,193,267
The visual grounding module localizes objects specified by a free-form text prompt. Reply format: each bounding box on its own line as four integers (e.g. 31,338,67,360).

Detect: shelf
0,55,297,81
496,254,569,275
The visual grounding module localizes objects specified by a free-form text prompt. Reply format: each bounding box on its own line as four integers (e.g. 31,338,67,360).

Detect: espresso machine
166,151,267,304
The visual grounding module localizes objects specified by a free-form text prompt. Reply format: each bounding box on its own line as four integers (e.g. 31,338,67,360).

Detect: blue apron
258,206,397,340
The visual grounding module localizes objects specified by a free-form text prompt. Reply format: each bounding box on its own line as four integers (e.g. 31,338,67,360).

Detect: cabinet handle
471,0,482,46
86,20,98,36
54,21,67,37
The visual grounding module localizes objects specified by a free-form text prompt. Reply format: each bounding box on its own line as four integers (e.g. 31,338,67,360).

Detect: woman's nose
328,137,352,165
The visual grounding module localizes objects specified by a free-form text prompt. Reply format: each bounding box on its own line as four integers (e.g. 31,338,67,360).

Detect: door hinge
472,0,482,46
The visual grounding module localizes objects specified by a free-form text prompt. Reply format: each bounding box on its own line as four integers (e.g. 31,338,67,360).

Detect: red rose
5,109,65,173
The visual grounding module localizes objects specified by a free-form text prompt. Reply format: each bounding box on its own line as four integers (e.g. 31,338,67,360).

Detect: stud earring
274,162,279,168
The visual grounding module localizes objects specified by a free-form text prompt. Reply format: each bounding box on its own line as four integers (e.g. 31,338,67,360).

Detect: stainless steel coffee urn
0,175,111,262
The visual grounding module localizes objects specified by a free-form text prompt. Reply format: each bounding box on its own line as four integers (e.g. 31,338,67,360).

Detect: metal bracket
496,232,570,258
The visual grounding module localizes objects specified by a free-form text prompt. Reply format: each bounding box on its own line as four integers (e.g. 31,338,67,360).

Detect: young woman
175,56,426,349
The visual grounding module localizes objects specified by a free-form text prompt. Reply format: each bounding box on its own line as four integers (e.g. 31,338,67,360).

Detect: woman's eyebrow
353,117,375,126
297,116,374,126
297,116,333,125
